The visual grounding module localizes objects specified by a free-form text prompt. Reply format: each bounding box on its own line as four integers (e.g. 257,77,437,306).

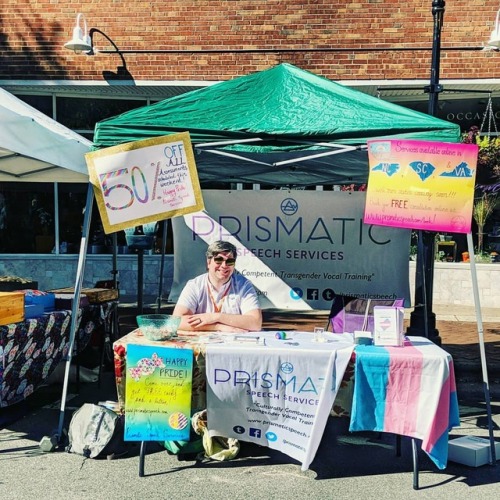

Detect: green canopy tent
93,63,460,187
91,61,461,329
91,64,461,307
92,65,500,469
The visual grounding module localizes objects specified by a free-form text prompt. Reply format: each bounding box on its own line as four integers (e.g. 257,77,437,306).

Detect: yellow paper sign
86,132,204,234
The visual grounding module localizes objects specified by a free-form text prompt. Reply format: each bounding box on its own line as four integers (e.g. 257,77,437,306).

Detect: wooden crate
49,287,119,304
0,291,25,325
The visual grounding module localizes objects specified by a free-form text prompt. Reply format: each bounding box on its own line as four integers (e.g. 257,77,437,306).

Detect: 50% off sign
86,132,204,233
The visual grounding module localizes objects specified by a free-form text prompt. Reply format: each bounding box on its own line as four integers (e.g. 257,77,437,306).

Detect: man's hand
187,313,218,329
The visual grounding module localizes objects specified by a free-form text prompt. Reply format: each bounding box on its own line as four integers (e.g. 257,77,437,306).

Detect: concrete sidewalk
0,364,498,500
412,304,500,323
1,301,499,499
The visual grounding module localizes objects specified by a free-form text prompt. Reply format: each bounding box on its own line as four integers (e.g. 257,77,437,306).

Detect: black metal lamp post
407,0,446,344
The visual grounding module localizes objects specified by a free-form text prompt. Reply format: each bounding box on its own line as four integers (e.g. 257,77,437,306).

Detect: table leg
412,438,419,490
139,441,147,477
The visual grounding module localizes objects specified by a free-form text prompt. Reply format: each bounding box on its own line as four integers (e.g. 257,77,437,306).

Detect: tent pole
137,249,144,314
56,183,93,445
466,232,496,465
156,220,167,313
112,232,118,289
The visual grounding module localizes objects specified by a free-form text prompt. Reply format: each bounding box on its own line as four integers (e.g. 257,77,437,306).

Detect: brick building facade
2,1,499,83
1,1,499,297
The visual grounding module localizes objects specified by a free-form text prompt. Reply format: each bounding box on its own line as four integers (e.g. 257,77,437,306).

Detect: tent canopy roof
0,88,91,183
93,63,461,186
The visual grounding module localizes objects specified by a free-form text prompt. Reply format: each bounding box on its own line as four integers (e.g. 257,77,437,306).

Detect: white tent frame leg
56,183,94,443
466,232,497,465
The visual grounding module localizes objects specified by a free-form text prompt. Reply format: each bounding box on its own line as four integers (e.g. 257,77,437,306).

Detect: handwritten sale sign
86,132,204,234
124,344,193,442
364,139,478,233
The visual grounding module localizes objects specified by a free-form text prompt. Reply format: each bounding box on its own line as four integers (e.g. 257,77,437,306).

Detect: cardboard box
448,436,500,467
0,291,25,325
373,306,404,346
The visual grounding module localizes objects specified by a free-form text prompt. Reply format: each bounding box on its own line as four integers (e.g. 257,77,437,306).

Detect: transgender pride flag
349,336,460,469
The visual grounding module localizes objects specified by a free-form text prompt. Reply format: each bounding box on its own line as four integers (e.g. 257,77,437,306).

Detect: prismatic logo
280,198,298,216
280,362,294,374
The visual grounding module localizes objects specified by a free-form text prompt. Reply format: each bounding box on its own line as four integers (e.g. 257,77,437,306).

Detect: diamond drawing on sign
380,318,392,331
280,362,294,374
409,161,435,181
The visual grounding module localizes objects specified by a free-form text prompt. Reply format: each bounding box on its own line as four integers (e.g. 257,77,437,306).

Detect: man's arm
173,303,262,332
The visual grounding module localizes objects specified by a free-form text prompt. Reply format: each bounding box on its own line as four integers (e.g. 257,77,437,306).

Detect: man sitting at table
173,240,262,333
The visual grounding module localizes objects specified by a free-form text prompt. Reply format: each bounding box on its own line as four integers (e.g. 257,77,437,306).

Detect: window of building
0,183,55,253
56,96,147,132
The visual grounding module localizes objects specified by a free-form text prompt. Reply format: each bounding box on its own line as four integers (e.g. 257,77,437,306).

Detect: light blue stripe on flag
349,345,391,432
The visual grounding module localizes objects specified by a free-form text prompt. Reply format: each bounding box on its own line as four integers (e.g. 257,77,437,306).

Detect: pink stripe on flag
421,359,456,457
383,342,424,436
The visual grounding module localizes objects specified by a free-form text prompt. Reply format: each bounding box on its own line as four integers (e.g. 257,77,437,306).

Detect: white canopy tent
0,87,96,445
0,87,91,182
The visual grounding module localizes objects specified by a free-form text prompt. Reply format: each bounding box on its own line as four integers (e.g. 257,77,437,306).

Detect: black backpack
66,403,136,459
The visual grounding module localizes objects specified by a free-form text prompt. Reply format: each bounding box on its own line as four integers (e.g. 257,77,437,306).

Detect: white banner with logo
170,190,411,310
205,332,354,470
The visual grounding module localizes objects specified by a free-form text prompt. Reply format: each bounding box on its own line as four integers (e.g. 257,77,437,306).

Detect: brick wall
1,0,499,83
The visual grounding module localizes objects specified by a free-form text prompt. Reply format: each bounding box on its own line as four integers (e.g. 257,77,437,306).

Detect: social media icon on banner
307,288,319,300
266,432,278,442
233,425,245,434
290,287,303,300
249,428,261,438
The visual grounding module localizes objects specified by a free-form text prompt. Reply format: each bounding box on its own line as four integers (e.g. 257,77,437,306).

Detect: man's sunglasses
212,256,236,266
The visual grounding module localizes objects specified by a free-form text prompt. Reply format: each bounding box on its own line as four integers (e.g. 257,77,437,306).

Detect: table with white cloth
206,333,459,471
205,331,355,471
114,330,459,473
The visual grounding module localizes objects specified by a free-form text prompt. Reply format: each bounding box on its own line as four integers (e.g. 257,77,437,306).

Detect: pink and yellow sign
364,139,478,233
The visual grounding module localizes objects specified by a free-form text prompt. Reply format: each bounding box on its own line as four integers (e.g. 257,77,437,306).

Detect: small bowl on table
136,314,181,341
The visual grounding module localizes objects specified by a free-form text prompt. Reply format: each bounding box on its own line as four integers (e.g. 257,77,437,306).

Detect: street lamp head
64,13,93,54
486,10,500,48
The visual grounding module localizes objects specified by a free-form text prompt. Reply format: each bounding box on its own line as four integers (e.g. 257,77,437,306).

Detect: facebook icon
307,289,319,300
249,428,261,438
